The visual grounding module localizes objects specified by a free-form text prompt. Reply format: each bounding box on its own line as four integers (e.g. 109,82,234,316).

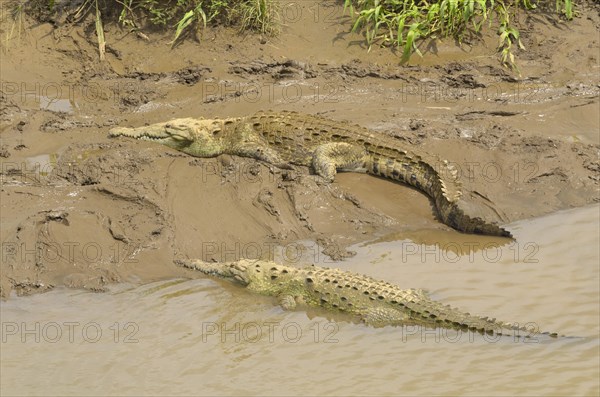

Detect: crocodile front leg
229,122,294,169
232,142,293,169
312,143,370,182
278,294,298,310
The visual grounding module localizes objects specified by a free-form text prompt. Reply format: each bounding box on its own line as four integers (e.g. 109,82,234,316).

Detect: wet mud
1,0,599,297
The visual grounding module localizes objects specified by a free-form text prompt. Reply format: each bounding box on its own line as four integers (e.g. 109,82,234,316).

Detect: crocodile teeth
140,135,167,141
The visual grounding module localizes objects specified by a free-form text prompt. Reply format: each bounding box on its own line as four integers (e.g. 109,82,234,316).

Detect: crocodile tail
437,198,513,238
399,297,552,338
367,151,512,238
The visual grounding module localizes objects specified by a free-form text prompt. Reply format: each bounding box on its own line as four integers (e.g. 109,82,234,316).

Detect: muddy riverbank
1,0,598,296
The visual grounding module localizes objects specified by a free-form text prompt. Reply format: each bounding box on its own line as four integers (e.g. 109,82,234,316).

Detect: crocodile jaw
109,120,198,151
176,259,251,285
109,118,227,157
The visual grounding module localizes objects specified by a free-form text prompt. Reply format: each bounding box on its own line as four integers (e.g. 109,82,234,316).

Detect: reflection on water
39,96,77,114
25,153,58,177
1,205,599,396
361,228,511,256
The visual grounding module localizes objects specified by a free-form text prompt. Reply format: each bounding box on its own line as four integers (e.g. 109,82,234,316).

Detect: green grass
237,0,281,36
343,0,576,71
8,0,576,70
9,0,281,53
3,2,26,47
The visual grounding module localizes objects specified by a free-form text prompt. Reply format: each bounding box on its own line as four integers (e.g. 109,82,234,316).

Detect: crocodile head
182,259,300,296
109,118,225,157
188,260,255,285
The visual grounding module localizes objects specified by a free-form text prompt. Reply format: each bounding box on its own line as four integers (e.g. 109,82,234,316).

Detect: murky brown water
2,205,598,396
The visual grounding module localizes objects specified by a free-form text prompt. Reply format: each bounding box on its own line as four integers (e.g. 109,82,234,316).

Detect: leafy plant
170,3,206,45
344,0,575,71
556,0,573,19
498,23,524,71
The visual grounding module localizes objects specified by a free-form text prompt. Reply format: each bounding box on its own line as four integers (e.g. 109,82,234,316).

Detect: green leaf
402,23,421,61
95,1,105,60
171,9,196,45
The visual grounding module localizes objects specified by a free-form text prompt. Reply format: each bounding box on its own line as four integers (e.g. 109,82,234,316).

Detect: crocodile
176,258,557,338
109,111,512,237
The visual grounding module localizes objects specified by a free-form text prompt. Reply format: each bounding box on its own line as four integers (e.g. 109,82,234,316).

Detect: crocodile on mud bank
176,258,559,338
109,111,513,237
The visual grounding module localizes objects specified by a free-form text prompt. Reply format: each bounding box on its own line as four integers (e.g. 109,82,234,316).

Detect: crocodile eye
282,269,289,274
270,267,277,271
271,275,278,280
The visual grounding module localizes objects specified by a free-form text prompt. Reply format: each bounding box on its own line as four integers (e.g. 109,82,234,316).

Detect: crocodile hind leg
312,143,370,182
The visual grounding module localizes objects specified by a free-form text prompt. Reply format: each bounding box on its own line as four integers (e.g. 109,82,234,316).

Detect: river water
1,205,598,396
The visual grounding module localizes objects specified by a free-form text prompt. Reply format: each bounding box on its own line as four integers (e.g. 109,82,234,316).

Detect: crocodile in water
109,111,512,237
176,258,558,338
